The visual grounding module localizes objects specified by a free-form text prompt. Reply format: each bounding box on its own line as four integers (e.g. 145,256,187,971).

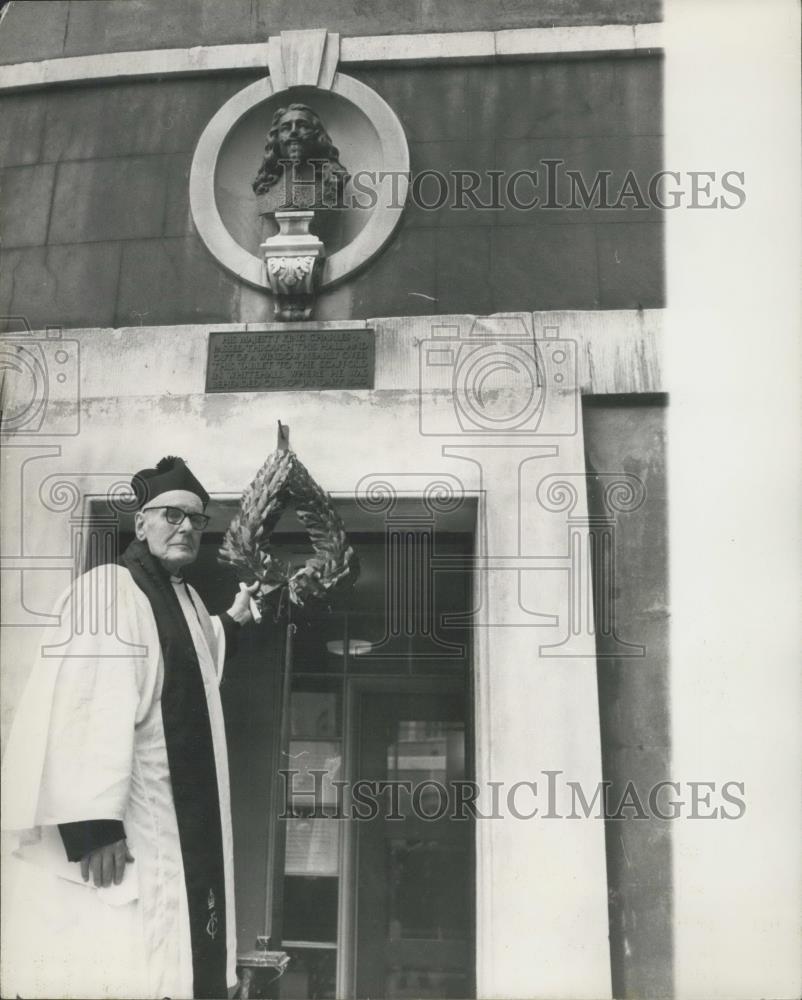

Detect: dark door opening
353,686,473,1000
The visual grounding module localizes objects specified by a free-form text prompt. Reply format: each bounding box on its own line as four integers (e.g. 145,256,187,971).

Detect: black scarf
120,539,227,999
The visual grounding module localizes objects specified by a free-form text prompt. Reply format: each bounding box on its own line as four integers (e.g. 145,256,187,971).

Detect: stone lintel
10,311,662,403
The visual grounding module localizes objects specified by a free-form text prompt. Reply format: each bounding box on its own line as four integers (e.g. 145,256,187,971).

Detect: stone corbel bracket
189,28,410,293
262,211,324,321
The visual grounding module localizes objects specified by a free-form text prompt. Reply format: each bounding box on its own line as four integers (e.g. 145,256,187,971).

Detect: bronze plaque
205,328,375,392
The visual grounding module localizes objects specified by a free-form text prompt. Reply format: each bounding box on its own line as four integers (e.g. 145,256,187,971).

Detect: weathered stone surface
608,885,673,999
584,399,671,999
596,221,665,308
435,226,493,315
479,56,662,139
1,51,663,321
603,746,673,998
0,0,70,66
0,94,47,167
9,311,661,397
0,163,57,247
0,1,663,64
162,154,196,237
41,77,250,162
597,652,671,746
115,236,241,326
613,55,664,137
492,137,568,223
353,58,661,148
0,242,122,328
350,224,437,318
48,156,175,244
490,224,599,310
553,134,664,224
404,138,497,229
493,134,663,225
354,66,471,143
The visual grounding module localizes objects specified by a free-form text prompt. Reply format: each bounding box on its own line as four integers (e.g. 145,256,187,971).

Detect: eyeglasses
142,506,210,531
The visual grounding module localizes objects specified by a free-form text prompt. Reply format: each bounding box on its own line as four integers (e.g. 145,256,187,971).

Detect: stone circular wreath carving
218,447,359,609
190,74,409,291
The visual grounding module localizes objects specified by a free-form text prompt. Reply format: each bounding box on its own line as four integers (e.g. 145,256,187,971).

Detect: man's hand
226,581,261,625
80,838,134,888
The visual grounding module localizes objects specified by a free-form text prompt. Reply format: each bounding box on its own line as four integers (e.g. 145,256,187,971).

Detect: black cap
132,456,210,508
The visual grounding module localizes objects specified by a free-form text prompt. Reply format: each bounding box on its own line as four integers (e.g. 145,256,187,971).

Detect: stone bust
252,103,350,210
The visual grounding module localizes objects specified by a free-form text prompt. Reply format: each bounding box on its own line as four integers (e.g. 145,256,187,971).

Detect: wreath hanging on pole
218,422,359,614
220,423,357,938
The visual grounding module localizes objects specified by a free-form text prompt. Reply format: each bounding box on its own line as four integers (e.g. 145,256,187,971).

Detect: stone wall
0,75,249,328
0,2,667,991
0,0,662,64
585,398,671,998
1,314,636,998
0,57,663,328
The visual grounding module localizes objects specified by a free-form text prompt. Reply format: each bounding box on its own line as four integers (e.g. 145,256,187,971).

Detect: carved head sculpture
252,103,350,206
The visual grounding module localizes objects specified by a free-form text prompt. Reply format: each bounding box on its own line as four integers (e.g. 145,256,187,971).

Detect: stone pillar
423,315,612,999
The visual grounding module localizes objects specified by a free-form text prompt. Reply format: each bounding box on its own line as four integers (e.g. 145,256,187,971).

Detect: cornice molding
0,23,663,93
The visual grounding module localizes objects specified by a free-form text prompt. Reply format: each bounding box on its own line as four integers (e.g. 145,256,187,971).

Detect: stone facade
0,4,669,999
0,1,663,64
1,57,663,327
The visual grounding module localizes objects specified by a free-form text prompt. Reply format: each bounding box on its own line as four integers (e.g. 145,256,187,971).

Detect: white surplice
1,562,237,1000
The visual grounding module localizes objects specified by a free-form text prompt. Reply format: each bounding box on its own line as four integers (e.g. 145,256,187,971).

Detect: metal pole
268,603,296,948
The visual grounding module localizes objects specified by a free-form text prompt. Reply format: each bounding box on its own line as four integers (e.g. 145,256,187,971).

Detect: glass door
353,687,474,999
278,659,345,999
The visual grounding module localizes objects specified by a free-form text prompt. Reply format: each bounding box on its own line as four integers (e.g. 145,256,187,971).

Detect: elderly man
1,456,258,999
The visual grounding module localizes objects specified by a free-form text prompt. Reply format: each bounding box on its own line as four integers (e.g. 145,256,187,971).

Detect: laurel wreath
218,448,359,609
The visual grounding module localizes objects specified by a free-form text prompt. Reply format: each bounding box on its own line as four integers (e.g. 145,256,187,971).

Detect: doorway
86,494,477,999
351,683,473,1000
